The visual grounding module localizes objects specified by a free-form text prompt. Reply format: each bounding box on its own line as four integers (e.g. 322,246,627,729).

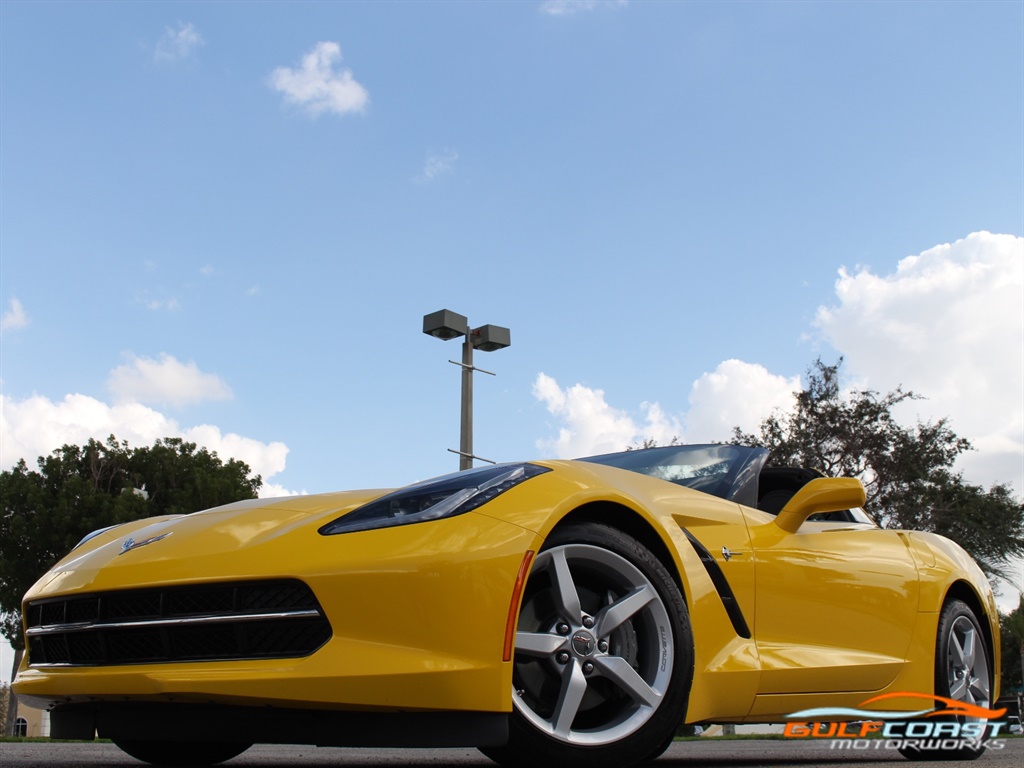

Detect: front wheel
483,523,693,768
113,740,251,766
899,599,992,762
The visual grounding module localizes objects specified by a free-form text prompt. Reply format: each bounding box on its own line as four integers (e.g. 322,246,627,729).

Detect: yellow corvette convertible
13,444,999,766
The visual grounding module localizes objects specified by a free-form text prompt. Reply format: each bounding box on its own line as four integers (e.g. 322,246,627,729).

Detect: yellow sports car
13,444,1000,766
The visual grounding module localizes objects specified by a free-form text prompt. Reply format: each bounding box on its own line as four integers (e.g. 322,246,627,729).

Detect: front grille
26,579,332,667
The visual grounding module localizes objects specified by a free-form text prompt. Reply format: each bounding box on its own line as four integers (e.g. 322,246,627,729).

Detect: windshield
578,444,769,508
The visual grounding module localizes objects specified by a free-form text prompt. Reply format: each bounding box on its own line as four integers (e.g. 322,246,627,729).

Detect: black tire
899,599,991,762
113,740,251,766
639,728,677,763
482,522,693,768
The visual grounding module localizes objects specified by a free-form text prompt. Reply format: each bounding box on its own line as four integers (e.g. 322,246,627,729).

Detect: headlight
319,463,549,535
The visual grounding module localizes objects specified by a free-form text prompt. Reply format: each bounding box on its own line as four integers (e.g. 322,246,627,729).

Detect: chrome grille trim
25,609,322,636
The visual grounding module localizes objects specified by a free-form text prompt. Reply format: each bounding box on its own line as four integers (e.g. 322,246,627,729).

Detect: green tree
732,358,1024,582
1000,596,1024,699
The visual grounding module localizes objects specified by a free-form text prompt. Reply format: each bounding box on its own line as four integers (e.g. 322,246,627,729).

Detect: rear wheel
899,599,991,762
483,523,692,768
113,740,251,766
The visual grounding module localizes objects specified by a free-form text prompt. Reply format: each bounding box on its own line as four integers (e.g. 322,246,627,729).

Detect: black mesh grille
243,581,319,612
26,580,331,666
66,632,104,664
40,602,66,626
66,598,101,624
107,593,162,620
107,629,165,662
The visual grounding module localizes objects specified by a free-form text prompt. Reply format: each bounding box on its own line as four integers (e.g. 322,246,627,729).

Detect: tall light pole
423,309,511,470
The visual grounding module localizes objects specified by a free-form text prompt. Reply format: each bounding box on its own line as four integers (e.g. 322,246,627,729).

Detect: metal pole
460,332,473,471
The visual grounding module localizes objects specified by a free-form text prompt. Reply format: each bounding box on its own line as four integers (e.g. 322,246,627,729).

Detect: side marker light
503,550,536,662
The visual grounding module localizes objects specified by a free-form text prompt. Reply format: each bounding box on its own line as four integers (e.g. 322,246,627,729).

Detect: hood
25,489,392,601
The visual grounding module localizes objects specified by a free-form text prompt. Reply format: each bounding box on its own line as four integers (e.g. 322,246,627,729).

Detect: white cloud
269,42,369,117
135,285,180,311
0,356,294,494
533,373,681,458
259,481,306,499
0,392,292,498
416,149,459,184
533,361,797,459
815,231,1024,491
0,297,28,334
685,360,802,442
107,353,233,408
154,22,204,63
540,1,628,16
142,297,181,311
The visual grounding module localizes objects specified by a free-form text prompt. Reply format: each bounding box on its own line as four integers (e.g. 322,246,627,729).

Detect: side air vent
681,531,752,639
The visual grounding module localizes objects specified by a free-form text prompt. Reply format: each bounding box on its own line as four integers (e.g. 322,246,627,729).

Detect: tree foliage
0,436,261,648
1000,595,1024,696
732,359,1024,582
627,436,680,451
0,680,9,734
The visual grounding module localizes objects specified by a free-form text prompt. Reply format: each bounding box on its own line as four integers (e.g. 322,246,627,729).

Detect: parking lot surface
1,739,1021,767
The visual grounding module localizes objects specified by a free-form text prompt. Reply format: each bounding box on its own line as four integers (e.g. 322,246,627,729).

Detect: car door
746,517,920,694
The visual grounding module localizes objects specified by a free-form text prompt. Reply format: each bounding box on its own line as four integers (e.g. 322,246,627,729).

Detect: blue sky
1,1,1022,674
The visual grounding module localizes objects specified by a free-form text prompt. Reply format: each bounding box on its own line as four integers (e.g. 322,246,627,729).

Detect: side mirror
774,478,867,533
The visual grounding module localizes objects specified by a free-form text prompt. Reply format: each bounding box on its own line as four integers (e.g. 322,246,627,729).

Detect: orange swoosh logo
862,692,1006,720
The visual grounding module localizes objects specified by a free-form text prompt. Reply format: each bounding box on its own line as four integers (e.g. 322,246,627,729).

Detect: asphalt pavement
1,739,1021,768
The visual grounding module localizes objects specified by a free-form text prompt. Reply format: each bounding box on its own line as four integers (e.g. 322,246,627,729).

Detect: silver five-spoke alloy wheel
945,613,990,710
512,543,675,745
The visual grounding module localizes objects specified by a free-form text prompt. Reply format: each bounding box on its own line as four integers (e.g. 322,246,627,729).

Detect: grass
0,737,111,743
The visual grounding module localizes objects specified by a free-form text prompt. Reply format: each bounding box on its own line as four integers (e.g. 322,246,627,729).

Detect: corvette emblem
722,546,745,562
571,631,596,657
120,532,173,555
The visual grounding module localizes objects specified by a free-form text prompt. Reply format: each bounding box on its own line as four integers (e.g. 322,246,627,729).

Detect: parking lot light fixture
470,324,511,352
422,309,469,341
423,309,511,471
